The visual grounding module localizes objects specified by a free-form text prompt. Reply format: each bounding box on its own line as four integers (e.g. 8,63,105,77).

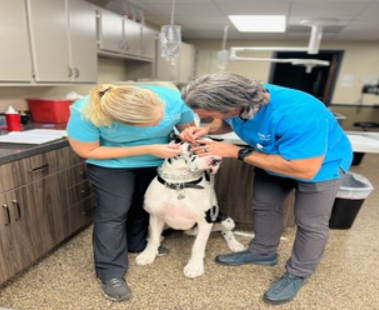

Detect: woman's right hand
151,144,181,158
179,126,209,143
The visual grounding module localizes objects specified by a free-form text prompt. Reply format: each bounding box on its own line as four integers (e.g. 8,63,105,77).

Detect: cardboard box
26,98,74,123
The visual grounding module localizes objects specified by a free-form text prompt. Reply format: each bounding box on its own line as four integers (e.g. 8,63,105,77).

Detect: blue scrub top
226,84,353,182
66,85,194,168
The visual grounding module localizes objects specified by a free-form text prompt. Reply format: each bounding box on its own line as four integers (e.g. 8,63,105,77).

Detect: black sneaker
101,278,132,301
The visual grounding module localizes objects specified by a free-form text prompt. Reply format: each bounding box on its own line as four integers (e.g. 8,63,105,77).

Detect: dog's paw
183,259,204,278
222,232,245,252
135,249,157,265
227,239,245,252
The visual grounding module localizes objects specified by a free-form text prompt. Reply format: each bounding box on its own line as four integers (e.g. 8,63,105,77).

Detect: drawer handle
12,200,21,221
2,204,11,226
27,164,49,173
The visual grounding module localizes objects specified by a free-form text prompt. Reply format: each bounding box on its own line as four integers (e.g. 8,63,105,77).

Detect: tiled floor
0,154,378,310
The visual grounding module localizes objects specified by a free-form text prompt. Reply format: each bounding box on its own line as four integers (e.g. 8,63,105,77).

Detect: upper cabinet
0,0,33,83
27,0,97,83
141,26,157,60
98,9,156,61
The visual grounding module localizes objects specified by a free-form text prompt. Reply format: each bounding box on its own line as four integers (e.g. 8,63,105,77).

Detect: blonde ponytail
82,84,164,127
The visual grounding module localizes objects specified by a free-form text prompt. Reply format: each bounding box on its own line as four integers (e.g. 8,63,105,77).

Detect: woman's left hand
191,140,240,158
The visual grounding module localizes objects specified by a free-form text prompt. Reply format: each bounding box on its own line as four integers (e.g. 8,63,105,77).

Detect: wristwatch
238,148,254,161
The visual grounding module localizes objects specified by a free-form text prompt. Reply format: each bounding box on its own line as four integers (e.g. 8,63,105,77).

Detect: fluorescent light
229,15,286,33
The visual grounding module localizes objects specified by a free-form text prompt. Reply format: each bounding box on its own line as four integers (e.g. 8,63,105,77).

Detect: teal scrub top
66,85,194,168
226,84,353,182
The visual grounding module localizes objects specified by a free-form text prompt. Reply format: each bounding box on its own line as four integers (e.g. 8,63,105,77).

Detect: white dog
136,139,244,278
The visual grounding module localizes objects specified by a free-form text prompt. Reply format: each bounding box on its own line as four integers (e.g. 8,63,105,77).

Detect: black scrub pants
87,164,157,282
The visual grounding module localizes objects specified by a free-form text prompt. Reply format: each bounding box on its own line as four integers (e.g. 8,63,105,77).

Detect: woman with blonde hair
67,82,195,302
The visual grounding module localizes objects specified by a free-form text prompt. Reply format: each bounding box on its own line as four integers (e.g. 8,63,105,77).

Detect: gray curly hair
180,73,269,118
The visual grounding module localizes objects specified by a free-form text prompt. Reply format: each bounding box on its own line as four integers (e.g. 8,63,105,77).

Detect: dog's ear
168,130,182,144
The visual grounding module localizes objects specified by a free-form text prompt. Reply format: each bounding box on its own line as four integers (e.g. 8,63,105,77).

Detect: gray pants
87,164,157,282
249,168,343,277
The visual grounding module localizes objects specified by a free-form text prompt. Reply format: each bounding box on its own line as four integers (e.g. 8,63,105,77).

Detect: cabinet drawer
0,161,20,192
67,180,93,206
17,150,59,184
66,162,88,187
69,195,95,234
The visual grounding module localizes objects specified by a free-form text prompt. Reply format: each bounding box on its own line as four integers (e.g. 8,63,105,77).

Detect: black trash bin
329,172,373,229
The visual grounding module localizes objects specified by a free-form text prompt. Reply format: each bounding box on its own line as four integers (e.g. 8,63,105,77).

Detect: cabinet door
0,187,42,284
28,173,69,250
27,0,71,82
98,9,124,53
0,0,32,82
68,0,98,83
141,26,157,60
123,18,141,57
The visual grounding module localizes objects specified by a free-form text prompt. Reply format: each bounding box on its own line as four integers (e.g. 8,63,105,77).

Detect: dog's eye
168,158,172,164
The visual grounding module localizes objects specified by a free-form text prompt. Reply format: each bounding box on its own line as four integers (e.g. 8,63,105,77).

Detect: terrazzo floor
1,154,379,310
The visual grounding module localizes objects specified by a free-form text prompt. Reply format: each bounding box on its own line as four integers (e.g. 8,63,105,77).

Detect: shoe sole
263,294,294,305
102,291,133,302
215,258,278,266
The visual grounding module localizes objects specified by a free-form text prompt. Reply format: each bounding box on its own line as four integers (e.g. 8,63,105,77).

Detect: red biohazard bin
26,98,74,123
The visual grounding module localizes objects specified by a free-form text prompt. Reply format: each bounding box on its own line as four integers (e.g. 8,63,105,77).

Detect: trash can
329,172,374,229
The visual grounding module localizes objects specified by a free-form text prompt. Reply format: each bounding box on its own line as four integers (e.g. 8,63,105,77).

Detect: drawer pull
2,204,11,226
12,200,21,220
27,164,49,173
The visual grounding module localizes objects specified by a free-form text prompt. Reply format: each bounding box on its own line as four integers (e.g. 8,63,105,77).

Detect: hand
151,144,181,159
179,126,209,143
191,140,240,158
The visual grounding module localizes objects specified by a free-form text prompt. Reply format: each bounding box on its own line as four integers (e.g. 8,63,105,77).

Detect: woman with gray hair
67,83,195,302
180,72,352,304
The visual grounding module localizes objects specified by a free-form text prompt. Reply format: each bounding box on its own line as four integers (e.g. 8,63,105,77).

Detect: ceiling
96,0,379,42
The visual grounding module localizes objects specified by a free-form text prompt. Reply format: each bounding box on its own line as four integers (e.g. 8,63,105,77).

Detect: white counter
210,131,379,154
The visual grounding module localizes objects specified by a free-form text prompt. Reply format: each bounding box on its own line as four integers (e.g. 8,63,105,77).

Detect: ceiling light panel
229,15,286,32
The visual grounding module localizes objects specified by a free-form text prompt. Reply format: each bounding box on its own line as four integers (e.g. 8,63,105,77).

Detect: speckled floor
1,154,379,310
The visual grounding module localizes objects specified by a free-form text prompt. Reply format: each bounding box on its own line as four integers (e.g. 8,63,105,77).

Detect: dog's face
163,141,222,175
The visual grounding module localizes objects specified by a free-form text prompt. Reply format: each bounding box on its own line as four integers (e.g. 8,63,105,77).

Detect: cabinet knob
68,67,73,78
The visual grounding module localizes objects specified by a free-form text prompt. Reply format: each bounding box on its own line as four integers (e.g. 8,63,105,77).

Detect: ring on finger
204,148,209,153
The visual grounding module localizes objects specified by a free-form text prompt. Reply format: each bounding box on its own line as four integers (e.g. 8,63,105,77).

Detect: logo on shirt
258,133,271,141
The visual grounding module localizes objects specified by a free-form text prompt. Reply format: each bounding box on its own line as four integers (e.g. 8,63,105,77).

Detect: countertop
0,123,68,165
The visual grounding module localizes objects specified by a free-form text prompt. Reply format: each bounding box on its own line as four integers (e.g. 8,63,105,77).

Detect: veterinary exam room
1,0,379,309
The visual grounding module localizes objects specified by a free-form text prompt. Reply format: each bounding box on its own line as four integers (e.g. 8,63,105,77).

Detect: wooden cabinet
58,146,95,236
0,145,95,285
215,158,295,230
0,0,33,83
156,42,196,84
27,0,97,83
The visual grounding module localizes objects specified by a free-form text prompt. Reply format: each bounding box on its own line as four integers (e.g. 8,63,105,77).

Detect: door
269,51,344,105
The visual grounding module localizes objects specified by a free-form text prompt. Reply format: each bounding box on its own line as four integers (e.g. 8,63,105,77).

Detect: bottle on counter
5,105,22,131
